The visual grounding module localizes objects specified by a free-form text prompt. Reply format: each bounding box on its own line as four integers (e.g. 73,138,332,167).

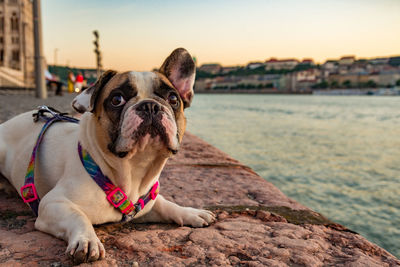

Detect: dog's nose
137,101,161,115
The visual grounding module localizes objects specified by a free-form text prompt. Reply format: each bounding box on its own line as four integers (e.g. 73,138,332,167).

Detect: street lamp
33,0,46,99
93,30,102,78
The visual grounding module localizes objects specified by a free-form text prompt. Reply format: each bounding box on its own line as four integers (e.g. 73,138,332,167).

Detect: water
185,94,400,258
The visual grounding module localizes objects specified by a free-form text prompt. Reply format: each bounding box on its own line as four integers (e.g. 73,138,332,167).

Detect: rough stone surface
0,93,399,266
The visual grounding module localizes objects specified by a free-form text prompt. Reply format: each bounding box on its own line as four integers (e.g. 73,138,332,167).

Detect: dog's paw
175,207,216,227
66,234,105,264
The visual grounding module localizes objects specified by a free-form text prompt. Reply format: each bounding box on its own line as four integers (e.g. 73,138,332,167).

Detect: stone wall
0,94,399,266
0,132,399,266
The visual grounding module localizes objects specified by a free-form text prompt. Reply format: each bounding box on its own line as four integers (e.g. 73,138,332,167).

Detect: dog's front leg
34,195,105,264
135,195,215,227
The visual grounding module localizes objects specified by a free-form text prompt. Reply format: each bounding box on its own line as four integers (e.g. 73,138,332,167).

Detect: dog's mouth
108,107,179,158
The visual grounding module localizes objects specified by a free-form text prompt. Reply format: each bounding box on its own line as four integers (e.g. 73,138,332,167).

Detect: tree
265,83,273,88
312,81,328,89
342,80,352,88
396,79,400,86
331,81,339,88
366,80,377,88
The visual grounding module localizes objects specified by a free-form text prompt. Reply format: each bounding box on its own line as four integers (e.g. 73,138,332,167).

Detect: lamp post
93,30,102,78
33,0,46,99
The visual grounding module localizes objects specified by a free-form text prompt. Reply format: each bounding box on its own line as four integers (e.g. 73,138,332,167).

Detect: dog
0,48,215,263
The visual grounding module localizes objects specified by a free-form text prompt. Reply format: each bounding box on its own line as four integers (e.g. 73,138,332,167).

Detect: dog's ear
72,70,117,113
159,48,195,108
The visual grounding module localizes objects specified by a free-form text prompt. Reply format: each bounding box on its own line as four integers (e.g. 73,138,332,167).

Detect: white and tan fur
0,48,214,264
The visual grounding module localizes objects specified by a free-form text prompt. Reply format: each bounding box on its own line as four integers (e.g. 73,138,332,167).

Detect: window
0,49,3,63
10,13,19,32
0,37,3,44
12,50,19,62
0,17,4,33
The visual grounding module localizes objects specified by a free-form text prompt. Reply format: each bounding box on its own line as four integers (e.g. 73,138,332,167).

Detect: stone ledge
0,132,399,266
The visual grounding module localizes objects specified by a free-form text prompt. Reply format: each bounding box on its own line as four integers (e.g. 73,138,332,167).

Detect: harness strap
20,105,159,220
21,106,80,216
78,142,159,221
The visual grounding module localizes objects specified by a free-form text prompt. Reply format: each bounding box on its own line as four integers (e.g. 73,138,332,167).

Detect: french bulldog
0,48,215,263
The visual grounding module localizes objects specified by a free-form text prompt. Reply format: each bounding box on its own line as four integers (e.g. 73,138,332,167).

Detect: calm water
186,94,400,258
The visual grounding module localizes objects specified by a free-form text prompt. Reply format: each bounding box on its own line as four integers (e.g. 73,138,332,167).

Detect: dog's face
72,48,195,158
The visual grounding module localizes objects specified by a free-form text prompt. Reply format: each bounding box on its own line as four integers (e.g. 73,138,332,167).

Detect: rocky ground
0,93,399,266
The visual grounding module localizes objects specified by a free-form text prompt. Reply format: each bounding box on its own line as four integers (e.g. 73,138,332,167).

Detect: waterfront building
339,56,356,66
264,58,299,70
378,70,400,87
299,58,315,66
220,66,239,74
198,63,222,75
389,56,400,67
369,57,389,65
246,62,265,69
0,0,34,87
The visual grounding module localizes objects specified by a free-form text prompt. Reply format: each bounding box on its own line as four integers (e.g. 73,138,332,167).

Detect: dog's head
72,48,195,158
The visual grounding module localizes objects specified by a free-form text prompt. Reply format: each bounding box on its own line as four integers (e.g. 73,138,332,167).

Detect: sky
42,0,400,71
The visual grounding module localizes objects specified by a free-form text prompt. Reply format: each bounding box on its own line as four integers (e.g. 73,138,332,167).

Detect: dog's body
0,48,214,263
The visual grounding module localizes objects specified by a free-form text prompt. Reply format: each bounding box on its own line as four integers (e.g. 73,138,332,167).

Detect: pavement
0,92,399,266
0,91,76,123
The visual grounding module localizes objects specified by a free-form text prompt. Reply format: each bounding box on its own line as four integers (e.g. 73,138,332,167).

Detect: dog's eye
110,94,126,107
168,93,179,107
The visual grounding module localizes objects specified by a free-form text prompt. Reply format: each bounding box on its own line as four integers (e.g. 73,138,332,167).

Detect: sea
185,94,400,258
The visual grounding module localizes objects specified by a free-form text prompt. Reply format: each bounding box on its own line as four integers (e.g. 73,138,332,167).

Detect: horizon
42,0,400,71
47,53,400,70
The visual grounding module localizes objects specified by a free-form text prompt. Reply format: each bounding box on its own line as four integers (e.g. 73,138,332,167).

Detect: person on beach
67,71,75,93
74,72,84,93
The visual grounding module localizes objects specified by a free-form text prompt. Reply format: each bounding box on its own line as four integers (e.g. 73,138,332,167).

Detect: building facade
265,58,299,70
0,0,34,87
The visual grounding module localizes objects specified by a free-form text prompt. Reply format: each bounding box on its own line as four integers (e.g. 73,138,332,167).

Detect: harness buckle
106,188,127,208
150,181,159,200
20,183,38,203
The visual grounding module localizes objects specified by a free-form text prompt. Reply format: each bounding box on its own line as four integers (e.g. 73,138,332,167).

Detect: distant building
328,73,379,87
220,66,239,74
0,0,34,87
198,63,222,75
299,58,315,66
295,69,319,82
389,56,400,67
339,56,355,66
378,70,400,86
322,60,338,70
265,58,299,70
369,57,389,65
286,69,320,91
246,62,265,69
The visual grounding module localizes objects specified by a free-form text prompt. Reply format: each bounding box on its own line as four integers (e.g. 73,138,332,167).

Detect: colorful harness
78,143,159,221
21,106,159,221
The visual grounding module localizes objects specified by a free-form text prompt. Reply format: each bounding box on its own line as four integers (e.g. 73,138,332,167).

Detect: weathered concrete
0,94,399,266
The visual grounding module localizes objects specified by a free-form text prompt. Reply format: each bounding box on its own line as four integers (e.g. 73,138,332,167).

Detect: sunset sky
42,0,400,71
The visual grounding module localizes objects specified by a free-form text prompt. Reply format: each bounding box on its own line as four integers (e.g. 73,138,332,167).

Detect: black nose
137,101,161,115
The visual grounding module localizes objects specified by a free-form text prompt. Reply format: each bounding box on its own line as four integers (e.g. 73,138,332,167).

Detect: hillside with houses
195,56,400,94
